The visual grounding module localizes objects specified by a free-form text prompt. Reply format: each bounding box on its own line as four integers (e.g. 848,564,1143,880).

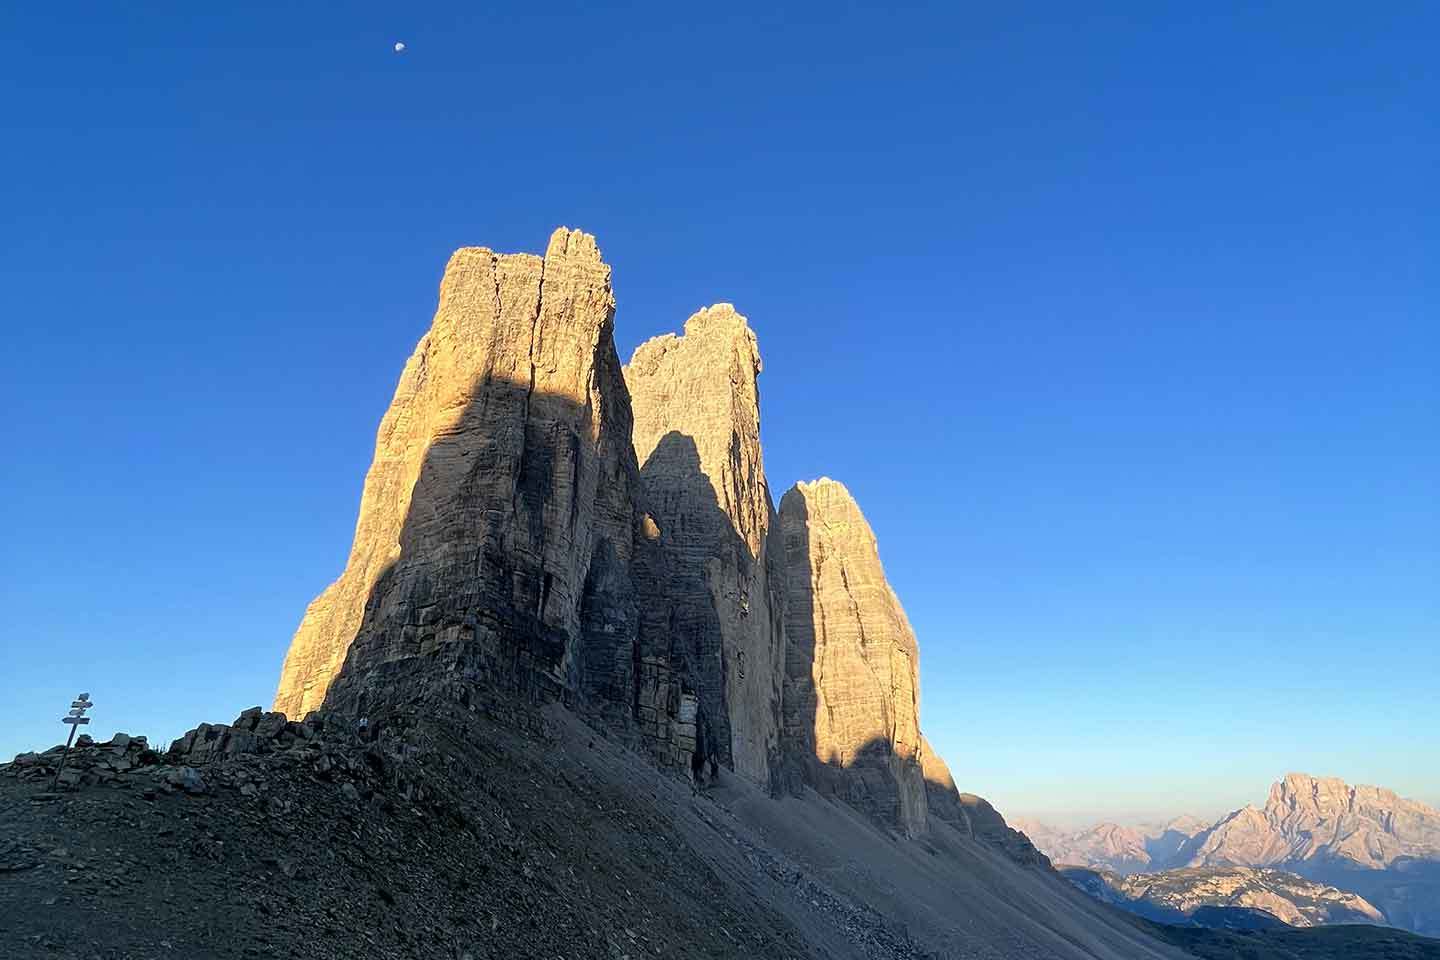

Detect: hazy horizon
2,3,1436,823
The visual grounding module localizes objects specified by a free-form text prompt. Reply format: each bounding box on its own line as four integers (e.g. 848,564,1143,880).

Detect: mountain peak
544,225,602,263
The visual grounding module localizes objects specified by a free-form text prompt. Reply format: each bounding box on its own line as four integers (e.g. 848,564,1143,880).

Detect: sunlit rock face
624,305,787,791
273,228,646,721
268,227,1040,845
1177,773,1440,871
778,478,929,837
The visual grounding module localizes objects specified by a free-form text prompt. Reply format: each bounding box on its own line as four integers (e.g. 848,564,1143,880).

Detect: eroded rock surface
624,304,787,790
274,228,645,722
779,478,929,837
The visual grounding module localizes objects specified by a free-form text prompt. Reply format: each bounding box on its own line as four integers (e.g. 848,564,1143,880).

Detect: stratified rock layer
274,228,645,722
624,304,787,790
779,478,929,837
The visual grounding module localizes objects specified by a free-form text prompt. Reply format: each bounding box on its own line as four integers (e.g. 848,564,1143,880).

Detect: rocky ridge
269,229,1010,848
1172,773,1440,936
1177,773,1440,871
1060,864,1388,929
1029,774,1440,936
1016,817,1209,876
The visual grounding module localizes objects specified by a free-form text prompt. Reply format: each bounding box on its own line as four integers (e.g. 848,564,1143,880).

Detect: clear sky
2,3,1436,825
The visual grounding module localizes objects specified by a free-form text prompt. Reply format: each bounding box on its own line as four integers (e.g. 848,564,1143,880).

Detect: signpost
50,693,93,791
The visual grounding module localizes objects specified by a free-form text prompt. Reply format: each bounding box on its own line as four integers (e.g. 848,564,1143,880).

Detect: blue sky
2,3,1435,825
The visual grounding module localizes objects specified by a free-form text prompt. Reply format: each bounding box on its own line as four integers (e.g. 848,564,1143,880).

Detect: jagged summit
1177,772,1440,873
274,228,636,720
271,228,1019,849
544,225,603,263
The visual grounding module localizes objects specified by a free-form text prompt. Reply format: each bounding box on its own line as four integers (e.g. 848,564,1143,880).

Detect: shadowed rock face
624,305,787,791
273,228,645,721
779,478,929,837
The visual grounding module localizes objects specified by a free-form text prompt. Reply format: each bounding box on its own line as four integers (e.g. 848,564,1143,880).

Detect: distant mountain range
1019,773,1440,934
1012,815,1209,875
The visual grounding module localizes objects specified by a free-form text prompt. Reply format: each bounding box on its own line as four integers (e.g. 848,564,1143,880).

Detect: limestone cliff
1177,773,1440,871
273,228,645,722
623,304,787,790
779,478,929,837
270,227,1036,850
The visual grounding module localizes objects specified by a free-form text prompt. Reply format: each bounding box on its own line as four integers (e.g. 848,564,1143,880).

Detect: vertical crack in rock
267,229,1039,858
623,304,786,790
273,228,642,723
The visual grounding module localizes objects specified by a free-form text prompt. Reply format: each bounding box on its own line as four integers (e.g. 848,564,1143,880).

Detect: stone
1176,773,1440,871
166,767,207,794
957,793,1050,867
273,228,648,722
624,304,787,790
778,478,928,837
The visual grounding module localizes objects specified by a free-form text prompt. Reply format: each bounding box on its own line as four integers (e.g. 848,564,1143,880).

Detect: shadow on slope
1139,921,1440,960
292,372,1175,956
1147,828,1196,866
1292,856,1440,937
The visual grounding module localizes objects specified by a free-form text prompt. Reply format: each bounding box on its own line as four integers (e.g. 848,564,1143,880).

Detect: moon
393,42,406,53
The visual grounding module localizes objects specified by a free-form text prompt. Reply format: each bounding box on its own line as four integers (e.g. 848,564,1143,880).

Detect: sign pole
48,722,80,791
49,693,93,792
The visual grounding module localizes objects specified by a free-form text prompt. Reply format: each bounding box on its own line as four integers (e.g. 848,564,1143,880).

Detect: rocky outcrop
779,478,928,837
958,794,1053,867
1062,864,1388,928
268,226,1032,849
1152,774,1440,934
1177,773,1440,871
274,228,648,727
623,304,786,790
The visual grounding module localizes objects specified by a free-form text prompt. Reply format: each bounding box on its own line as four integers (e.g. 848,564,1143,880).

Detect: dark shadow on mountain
636,430,748,776
777,487,818,798
1136,918,1440,960
1288,855,1440,937
316,373,646,734
1145,829,1194,866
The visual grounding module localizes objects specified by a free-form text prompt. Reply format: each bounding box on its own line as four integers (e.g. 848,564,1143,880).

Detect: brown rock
624,304,787,790
273,228,646,721
779,478,928,836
